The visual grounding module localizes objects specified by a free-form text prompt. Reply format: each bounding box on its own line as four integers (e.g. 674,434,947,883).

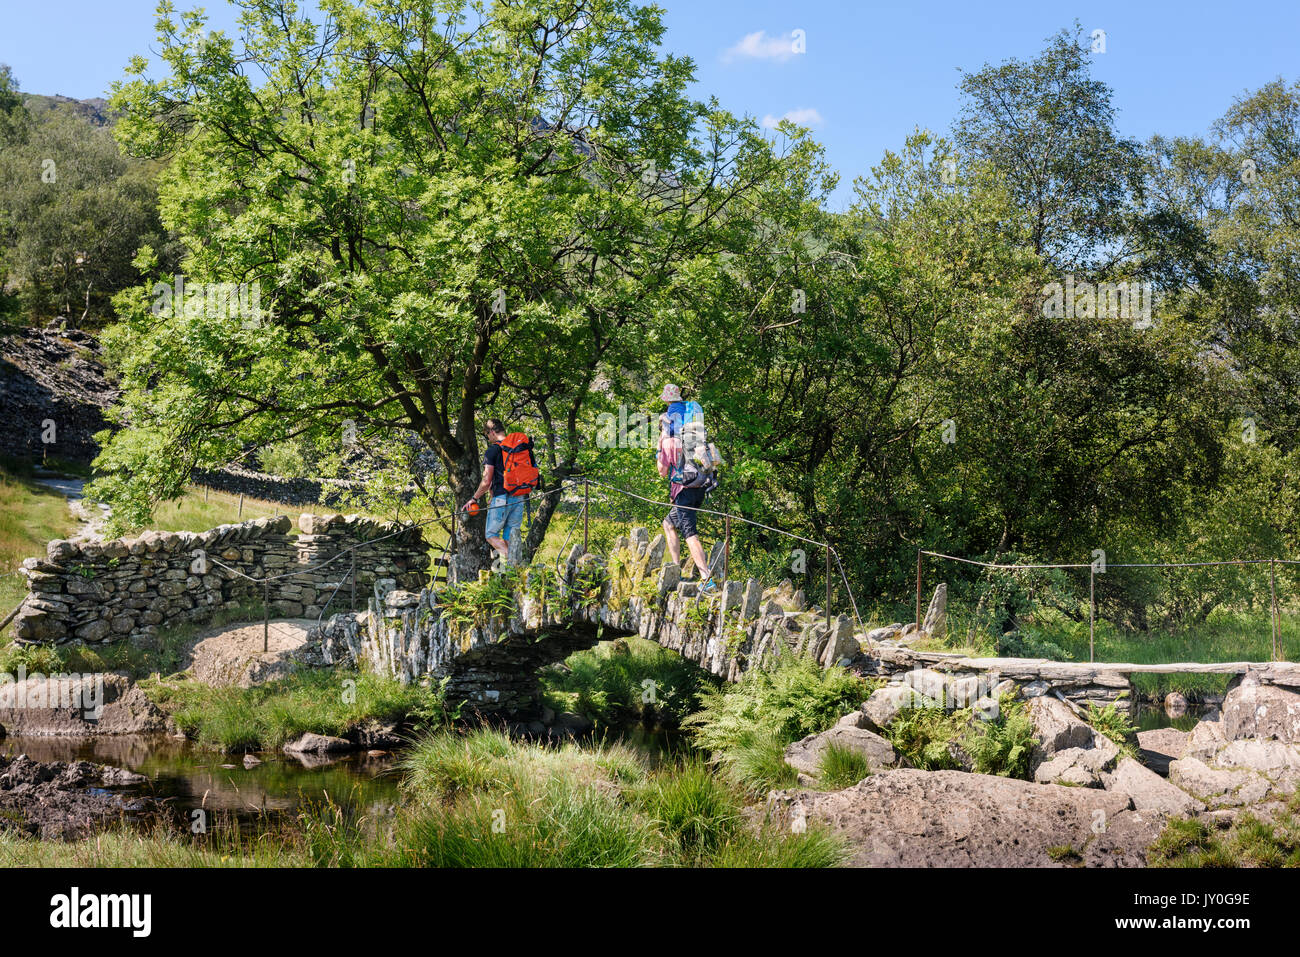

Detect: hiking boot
698,578,718,596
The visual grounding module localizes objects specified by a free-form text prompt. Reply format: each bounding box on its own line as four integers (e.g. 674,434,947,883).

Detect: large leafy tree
96,0,804,575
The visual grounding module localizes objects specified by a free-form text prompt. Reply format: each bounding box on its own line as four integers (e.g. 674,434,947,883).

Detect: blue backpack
664,400,721,490
663,400,703,437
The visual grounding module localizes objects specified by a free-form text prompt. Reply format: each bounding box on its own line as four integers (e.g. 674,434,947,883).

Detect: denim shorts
485,494,526,541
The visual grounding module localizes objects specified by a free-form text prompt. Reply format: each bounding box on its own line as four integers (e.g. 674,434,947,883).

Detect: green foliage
438,570,519,627
0,90,170,322
682,655,873,793
818,742,872,790
1086,701,1140,759
93,0,814,553
964,698,1035,779
885,706,969,771
539,637,716,729
684,655,874,755
571,560,607,609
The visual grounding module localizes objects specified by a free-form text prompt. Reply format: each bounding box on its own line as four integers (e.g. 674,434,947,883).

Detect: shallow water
2,726,690,826
1,735,405,822
1133,703,1216,733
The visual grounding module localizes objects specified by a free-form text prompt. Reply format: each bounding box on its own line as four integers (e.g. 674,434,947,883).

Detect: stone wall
12,513,430,646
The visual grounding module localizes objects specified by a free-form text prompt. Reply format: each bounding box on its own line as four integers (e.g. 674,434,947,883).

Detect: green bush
885,705,969,770
682,655,873,793
539,637,715,729
684,655,874,755
964,697,1035,779
1086,701,1139,759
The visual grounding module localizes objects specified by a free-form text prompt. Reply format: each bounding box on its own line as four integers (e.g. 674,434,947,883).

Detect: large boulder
1033,734,1120,787
766,769,1156,867
187,618,315,688
860,685,933,731
1221,680,1300,743
783,724,900,781
1168,757,1272,807
0,673,168,735
1103,757,1205,817
1180,717,1227,762
1137,727,1188,776
1027,696,1095,764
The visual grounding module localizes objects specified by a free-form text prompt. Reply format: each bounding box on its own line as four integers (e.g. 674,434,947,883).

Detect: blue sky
2,0,1297,209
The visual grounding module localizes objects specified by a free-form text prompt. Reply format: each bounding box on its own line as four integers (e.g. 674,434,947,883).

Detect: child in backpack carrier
656,383,718,596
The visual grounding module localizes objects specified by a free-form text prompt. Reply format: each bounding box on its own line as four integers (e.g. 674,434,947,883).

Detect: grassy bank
1150,794,1300,867
0,728,843,868
922,604,1300,700
0,460,80,640
140,668,450,751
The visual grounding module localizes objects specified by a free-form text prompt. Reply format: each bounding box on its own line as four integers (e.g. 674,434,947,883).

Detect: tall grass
143,669,446,751
313,727,845,868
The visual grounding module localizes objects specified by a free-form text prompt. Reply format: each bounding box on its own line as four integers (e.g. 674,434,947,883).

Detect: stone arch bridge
312,527,862,715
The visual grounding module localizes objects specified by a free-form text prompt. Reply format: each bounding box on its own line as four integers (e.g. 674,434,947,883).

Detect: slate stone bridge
312,527,862,715
309,523,1270,718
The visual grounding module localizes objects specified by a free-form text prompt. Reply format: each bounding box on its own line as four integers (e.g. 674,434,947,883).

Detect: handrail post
1271,558,1279,662
915,550,922,632
825,543,832,634
583,478,590,553
724,514,731,582
1089,564,1096,664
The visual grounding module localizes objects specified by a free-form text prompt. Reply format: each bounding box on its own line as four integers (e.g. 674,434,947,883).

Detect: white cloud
761,108,824,130
723,30,802,64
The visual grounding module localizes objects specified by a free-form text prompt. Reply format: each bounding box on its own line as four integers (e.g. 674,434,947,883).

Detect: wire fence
918,550,1300,664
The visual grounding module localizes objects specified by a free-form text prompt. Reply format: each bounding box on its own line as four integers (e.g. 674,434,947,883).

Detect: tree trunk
445,454,494,583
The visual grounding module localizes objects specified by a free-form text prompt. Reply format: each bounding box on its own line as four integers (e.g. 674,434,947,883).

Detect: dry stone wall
13,513,429,646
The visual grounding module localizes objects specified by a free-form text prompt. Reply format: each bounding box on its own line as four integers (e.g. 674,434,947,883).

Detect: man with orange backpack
464,418,540,568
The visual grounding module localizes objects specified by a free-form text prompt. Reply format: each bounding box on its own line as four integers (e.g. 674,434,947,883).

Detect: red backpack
499,432,541,497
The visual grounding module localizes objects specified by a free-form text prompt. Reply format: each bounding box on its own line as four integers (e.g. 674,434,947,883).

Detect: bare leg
685,534,709,579
662,518,680,564
487,536,509,562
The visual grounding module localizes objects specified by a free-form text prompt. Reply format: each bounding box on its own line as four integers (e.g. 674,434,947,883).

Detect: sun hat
660,383,682,403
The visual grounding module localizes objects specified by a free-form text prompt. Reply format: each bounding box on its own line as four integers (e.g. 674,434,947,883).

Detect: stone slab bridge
304,524,1300,717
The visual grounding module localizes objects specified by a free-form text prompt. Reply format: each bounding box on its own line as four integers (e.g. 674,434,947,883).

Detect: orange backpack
499,432,541,497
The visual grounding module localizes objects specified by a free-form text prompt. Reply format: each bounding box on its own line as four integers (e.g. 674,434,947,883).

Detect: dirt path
31,472,111,543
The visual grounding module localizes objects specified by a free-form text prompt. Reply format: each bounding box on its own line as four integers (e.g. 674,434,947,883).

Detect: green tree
0,102,166,322
955,24,1144,271
95,0,808,576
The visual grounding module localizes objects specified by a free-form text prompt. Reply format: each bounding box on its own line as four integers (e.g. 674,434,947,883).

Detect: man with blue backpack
656,383,723,595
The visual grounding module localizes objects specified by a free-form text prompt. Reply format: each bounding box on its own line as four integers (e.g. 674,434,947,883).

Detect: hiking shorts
485,494,526,542
666,486,706,540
